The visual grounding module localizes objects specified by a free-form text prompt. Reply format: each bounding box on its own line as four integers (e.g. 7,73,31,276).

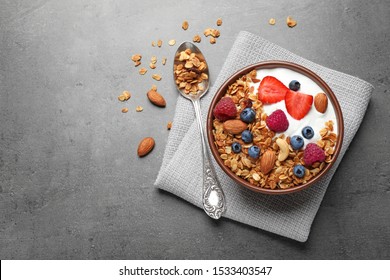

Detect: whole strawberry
213,97,237,121
266,109,289,132
303,143,326,166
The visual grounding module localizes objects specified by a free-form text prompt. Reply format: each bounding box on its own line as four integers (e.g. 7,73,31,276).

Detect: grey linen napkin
155,31,373,242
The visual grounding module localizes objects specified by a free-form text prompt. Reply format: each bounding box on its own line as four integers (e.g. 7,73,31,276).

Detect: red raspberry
303,143,326,166
266,109,289,132
213,97,237,121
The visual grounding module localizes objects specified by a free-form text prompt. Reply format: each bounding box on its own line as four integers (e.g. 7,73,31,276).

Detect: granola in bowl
207,61,344,194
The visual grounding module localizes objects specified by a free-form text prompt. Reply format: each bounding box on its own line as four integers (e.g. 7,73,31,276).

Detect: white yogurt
251,68,338,147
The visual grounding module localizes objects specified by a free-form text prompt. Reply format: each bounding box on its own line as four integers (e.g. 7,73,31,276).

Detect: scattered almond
269,18,276,25
136,106,143,112
147,89,166,107
137,137,155,157
182,20,189,30
216,18,222,26
167,121,172,130
152,74,162,81
121,108,128,113
193,34,201,43
162,57,167,65
314,93,328,113
168,39,176,46
157,39,162,47
139,68,148,75
286,16,297,28
260,150,276,174
223,120,248,135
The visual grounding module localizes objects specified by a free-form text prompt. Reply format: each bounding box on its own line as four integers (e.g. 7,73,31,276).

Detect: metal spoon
173,42,226,219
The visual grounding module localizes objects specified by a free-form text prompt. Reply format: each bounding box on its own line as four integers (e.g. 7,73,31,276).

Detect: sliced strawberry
257,76,289,104
285,91,313,120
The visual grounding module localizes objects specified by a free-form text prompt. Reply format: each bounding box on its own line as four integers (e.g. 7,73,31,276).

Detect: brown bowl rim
206,60,344,194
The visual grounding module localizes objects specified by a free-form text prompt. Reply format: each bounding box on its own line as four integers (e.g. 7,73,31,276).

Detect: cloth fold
155,31,373,242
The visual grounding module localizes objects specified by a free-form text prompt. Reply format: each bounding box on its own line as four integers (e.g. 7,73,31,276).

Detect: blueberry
290,135,304,150
302,126,314,139
248,145,260,159
293,165,306,178
289,80,301,91
240,108,256,123
231,142,242,153
241,130,253,143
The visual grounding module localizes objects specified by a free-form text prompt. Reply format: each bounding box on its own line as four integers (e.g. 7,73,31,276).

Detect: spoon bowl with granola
207,61,344,194
173,42,226,218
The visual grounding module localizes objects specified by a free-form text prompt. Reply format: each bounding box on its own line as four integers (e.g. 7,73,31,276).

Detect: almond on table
137,137,155,157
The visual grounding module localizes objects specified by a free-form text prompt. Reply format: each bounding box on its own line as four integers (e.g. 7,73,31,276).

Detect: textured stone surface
0,0,389,259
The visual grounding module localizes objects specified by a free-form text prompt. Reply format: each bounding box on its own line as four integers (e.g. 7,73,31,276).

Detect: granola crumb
167,121,172,130
193,34,201,43
216,18,222,26
136,106,143,112
182,20,189,30
286,16,297,28
269,18,276,25
121,107,128,113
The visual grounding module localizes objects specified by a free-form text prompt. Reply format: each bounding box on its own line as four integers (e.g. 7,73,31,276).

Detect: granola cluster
174,48,208,95
212,71,337,190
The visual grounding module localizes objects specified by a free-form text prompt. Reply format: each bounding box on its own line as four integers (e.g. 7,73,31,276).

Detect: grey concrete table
1,0,389,259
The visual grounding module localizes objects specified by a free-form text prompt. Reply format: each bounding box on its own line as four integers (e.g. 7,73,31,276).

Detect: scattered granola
173,48,208,95
121,108,129,113
139,68,148,75
118,91,131,102
204,28,220,38
162,57,167,65
149,63,156,69
286,16,297,28
182,20,189,30
151,41,156,47
269,18,276,25
131,54,142,66
168,39,176,46
193,34,201,43
152,74,162,81
157,39,162,47
210,37,216,44
167,121,172,130
136,106,143,112
216,18,222,26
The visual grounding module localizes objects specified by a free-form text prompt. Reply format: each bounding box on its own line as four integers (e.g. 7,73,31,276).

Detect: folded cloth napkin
155,31,373,242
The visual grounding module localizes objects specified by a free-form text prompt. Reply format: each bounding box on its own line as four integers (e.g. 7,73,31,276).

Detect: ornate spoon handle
192,99,226,219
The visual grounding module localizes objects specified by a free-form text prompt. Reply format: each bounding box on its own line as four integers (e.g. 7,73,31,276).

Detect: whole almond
314,93,328,113
137,137,155,157
260,150,276,174
147,90,166,107
223,120,248,134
